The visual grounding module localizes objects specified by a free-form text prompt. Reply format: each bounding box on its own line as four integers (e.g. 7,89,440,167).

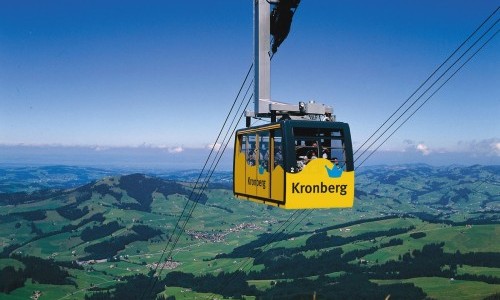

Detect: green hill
0,164,498,299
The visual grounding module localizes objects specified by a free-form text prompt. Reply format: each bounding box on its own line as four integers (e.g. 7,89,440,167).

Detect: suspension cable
161,89,255,267
141,63,254,299
356,27,499,169
353,7,499,158
354,10,499,165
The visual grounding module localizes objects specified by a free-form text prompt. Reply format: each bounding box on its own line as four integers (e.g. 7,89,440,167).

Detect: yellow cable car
233,0,354,208
233,119,354,209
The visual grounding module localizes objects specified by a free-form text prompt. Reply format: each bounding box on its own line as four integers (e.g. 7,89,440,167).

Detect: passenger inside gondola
247,148,256,166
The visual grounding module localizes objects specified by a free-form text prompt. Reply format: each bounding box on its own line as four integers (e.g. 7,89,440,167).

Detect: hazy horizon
1,143,498,171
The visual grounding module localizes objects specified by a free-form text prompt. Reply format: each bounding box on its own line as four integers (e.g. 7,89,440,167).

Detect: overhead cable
354,8,499,166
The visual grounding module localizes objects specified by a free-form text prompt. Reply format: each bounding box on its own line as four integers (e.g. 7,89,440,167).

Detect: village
186,222,263,243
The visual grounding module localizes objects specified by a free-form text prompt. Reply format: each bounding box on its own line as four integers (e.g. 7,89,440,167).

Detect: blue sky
1,1,499,168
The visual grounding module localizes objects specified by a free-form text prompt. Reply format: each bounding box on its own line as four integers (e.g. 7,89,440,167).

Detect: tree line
85,239,500,299
83,225,163,260
0,255,82,294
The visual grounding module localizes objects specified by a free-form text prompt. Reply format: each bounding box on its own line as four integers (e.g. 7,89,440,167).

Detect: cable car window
240,135,247,155
246,134,257,166
258,132,269,172
273,129,283,169
293,127,349,171
330,139,346,169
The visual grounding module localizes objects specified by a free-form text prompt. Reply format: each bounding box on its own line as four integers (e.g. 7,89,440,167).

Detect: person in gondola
332,157,341,169
322,148,330,159
248,148,256,166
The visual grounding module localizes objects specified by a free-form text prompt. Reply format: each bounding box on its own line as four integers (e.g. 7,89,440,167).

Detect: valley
0,164,498,299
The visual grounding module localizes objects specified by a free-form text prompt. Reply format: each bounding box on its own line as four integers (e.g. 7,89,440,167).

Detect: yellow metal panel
234,138,247,195
284,158,355,209
271,165,285,203
255,167,270,199
248,164,258,197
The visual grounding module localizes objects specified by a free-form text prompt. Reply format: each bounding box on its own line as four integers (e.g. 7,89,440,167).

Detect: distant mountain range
354,164,499,223
0,165,232,193
2,163,496,222
0,165,120,193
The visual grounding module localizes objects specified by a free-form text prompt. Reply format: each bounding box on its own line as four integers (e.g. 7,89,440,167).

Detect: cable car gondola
233,0,355,209
234,119,354,209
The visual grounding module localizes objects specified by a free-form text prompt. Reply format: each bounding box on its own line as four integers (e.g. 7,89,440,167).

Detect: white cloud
167,146,184,154
456,138,500,157
388,138,500,158
493,142,500,156
398,139,431,155
206,143,222,151
416,143,431,155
